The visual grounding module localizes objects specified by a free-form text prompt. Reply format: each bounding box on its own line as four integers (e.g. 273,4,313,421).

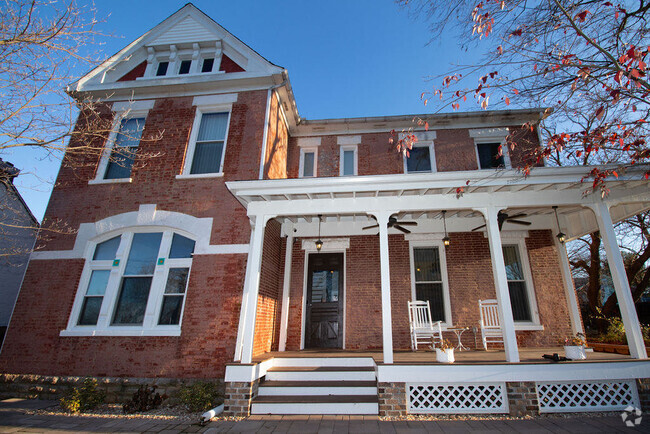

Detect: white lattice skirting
536,380,640,413
407,383,508,414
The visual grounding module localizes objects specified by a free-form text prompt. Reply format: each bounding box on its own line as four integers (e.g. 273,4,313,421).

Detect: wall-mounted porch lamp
315,214,323,251
553,206,566,244
442,210,451,246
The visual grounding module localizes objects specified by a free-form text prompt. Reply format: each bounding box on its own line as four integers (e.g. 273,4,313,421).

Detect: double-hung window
470,128,511,170
404,142,436,174
339,145,358,176
299,147,318,178
502,244,535,322
477,142,506,169
104,118,146,180
410,242,451,325
189,112,229,174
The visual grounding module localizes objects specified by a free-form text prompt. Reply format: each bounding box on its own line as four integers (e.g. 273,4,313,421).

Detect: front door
305,253,344,349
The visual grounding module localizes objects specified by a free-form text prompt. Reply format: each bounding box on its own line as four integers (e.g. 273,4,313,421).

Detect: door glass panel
124,233,162,275
311,270,339,303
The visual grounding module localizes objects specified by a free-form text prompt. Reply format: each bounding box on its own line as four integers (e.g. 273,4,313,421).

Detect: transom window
104,118,146,180
410,244,451,325
189,112,230,175
70,230,194,335
477,142,505,169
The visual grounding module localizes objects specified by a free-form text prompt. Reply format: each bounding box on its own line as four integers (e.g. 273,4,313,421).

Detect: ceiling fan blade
508,219,532,226
507,213,527,220
471,224,486,231
393,224,411,234
396,221,418,226
362,224,379,230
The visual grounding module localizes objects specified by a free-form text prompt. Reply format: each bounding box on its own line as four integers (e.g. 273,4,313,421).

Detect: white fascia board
376,361,650,383
224,358,275,382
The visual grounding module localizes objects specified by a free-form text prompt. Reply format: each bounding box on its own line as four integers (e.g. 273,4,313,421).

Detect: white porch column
278,232,294,352
233,220,255,362
372,210,396,364
236,214,275,364
588,203,647,359
476,207,520,362
555,238,584,335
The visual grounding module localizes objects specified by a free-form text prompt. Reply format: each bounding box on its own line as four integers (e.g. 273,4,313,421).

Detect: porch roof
226,165,650,241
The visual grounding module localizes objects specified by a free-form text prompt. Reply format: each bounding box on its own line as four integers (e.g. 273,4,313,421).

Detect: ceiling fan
471,211,532,232
363,215,418,234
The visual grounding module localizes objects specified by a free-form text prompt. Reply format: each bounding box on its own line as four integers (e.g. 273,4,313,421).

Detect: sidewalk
0,398,647,433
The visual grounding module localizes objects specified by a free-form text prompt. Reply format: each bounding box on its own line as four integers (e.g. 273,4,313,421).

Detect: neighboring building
0,160,38,346
1,4,648,417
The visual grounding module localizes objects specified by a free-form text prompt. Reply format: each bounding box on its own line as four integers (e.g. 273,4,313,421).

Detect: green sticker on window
112,259,120,266
157,258,165,265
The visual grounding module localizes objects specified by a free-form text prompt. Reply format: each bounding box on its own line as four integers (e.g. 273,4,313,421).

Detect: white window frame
403,141,436,174
177,95,236,179
408,239,452,328
90,101,154,185
470,128,512,170
299,147,318,178
500,235,542,329
62,227,194,337
339,145,358,176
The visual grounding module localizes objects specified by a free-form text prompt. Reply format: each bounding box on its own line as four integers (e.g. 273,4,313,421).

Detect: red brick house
1,4,648,416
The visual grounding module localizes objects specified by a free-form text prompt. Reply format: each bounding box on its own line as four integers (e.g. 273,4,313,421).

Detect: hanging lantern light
442,210,451,246
315,214,323,251
553,206,566,244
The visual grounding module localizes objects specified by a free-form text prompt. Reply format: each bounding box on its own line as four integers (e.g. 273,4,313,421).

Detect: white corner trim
337,135,361,145
112,99,155,113
88,178,133,185
192,93,238,107
175,173,224,179
297,137,322,148
469,128,509,139
399,131,437,141
301,238,350,252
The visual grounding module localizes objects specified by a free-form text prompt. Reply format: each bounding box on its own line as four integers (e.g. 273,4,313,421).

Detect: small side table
447,326,471,351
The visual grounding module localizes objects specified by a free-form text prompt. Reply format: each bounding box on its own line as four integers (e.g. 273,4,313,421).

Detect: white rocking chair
479,299,504,350
408,300,443,351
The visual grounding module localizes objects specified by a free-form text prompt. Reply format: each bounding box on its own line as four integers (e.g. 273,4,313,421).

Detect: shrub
177,382,221,413
123,385,168,414
60,378,105,413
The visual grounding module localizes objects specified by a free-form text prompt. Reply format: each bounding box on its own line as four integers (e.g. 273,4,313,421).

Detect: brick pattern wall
434,129,480,172
252,219,284,356
263,92,289,179
506,381,539,416
285,239,305,350
378,382,407,417
637,378,650,411
223,379,259,417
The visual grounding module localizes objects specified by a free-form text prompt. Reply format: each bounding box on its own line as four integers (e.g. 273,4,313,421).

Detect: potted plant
562,333,587,360
435,339,455,363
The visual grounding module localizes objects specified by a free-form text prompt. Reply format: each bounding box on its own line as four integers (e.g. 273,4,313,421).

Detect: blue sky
8,0,480,221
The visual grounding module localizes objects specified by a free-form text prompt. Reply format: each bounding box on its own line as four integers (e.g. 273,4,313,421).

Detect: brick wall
434,129,479,172
262,92,288,179
506,381,539,416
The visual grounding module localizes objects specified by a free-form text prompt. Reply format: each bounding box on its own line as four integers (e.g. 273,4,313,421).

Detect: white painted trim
373,211,396,364
403,141,436,174
408,240,453,327
296,137,322,148
112,100,156,113
514,324,544,331
301,238,350,252
337,135,361,146
60,328,181,337
468,128,509,139
339,145,358,176
192,93,238,107
278,233,293,351
399,131,437,141
88,178,133,185
555,239,584,335
197,244,249,255
298,147,318,178
224,358,276,383
175,173,224,179
181,102,233,176
404,233,446,241
258,89,272,180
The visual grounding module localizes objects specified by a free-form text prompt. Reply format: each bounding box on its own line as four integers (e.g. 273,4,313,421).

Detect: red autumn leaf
511,29,523,37
574,10,590,22
513,88,519,95
595,106,605,120
424,122,429,131
497,45,503,55
505,97,510,105
612,171,618,178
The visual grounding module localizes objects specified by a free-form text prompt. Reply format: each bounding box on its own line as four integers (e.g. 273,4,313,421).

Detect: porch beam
371,210,397,364
555,238,584,335
278,232,294,351
476,206,520,363
587,203,647,359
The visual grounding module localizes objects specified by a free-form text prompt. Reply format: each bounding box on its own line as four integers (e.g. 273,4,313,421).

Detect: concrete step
251,394,379,415
258,380,377,396
265,366,376,382
269,357,375,367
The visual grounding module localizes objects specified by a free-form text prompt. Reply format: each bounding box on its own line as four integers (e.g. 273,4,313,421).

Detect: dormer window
178,60,192,75
156,61,169,76
144,42,224,79
201,58,214,73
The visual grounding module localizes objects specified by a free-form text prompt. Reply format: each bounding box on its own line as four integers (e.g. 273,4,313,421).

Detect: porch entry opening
305,253,344,349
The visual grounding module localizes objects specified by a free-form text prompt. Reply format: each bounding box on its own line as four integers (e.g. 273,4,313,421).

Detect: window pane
156,61,168,76
86,270,110,296
190,141,224,174
158,296,183,325
169,234,195,258
165,268,189,294
93,236,121,260
406,146,431,172
311,270,339,303
179,60,191,74
415,283,445,322
478,142,504,169
202,58,214,73
508,281,532,321
197,113,229,141
124,233,163,275
303,152,314,177
413,247,441,282
343,150,355,175
112,277,152,325
502,245,524,280
104,149,136,179
114,118,145,149
78,297,103,326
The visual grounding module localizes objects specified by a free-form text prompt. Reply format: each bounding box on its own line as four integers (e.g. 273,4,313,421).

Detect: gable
150,15,217,46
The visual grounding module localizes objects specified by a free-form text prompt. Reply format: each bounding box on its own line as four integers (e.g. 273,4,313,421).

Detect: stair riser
265,371,376,382
270,357,375,367
251,402,379,415
258,386,377,396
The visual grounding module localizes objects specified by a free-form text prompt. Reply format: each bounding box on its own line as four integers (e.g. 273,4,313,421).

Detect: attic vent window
156,61,169,76
201,58,214,73
178,60,192,74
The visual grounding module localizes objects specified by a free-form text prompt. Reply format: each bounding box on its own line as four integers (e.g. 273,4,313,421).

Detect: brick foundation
222,379,259,417
378,382,407,417
506,381,539,416
637,378,650,411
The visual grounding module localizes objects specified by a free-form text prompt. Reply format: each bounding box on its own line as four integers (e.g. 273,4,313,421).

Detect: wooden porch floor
254,348,632,364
